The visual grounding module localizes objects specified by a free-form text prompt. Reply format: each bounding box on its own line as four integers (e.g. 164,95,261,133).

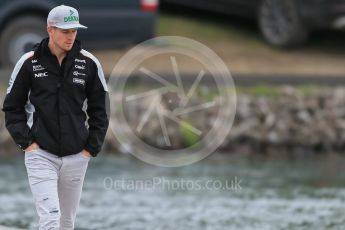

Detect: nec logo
34,72,48,78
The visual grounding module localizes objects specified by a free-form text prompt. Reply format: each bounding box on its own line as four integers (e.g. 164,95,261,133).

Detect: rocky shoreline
1,86,345,156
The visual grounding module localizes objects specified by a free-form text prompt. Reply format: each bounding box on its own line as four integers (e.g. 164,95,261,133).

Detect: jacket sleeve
84,59,109,157
2,54,33,151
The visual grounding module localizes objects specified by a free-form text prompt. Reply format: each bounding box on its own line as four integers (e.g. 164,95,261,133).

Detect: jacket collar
33,38,82,75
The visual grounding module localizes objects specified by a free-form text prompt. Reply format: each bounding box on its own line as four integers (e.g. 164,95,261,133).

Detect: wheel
258,0,309,48
0,16,46,67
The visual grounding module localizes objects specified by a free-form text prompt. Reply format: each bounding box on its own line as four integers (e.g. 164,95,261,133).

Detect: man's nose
67,33,75,39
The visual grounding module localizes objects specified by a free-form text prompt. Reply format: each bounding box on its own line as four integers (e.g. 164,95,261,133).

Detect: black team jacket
2,38,109,157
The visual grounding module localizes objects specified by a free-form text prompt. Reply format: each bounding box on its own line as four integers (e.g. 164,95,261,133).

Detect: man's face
47,27,78,51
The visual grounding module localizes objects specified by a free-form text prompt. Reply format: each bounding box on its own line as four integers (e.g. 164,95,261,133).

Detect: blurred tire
258,0,309,48
0,16,46,67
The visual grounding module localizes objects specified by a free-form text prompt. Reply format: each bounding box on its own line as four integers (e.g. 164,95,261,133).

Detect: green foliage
179,120,200,147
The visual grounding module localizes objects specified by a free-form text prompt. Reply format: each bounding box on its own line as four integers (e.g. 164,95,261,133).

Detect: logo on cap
64,10,78,23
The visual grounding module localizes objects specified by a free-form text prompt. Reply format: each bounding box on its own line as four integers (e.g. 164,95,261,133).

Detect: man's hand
24,142,39,152
82,149,92,158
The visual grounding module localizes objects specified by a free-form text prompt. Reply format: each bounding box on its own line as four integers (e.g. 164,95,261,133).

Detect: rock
3,86,345,155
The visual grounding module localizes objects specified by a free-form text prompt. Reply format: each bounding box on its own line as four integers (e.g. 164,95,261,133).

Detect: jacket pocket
25,148,40,154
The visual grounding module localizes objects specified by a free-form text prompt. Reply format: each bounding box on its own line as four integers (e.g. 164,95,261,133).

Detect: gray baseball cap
47,5,87,29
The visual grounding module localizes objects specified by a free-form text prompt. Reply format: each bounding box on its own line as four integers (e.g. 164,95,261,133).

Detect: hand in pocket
24,142,40,153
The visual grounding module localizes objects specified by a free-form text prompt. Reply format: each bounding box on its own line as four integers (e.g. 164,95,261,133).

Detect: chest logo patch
75,58,86,64
75,64,85,70
34,72,48,78
33,65,45,72
73,71,86,77
73,78,85,85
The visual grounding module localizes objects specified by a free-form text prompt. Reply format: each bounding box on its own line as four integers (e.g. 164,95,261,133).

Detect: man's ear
47,26,53,36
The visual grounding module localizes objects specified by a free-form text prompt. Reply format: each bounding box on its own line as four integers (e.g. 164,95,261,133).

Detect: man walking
2,5,109,229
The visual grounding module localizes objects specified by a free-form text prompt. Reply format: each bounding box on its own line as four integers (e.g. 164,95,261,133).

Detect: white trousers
24,148,90,230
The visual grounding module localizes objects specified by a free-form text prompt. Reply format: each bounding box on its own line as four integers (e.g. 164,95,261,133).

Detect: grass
236,85,322,97
236,85,280,97
158,12,345,53
158,14,262,45
179,120,200,147
155,12,345,77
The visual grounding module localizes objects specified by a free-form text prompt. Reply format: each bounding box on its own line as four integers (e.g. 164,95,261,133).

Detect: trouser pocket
78,152,91,161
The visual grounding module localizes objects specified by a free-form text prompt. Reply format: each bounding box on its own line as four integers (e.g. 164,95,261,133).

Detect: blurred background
1,0,345,229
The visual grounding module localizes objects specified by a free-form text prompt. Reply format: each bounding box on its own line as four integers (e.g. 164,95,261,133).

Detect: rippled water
1,153,345,230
